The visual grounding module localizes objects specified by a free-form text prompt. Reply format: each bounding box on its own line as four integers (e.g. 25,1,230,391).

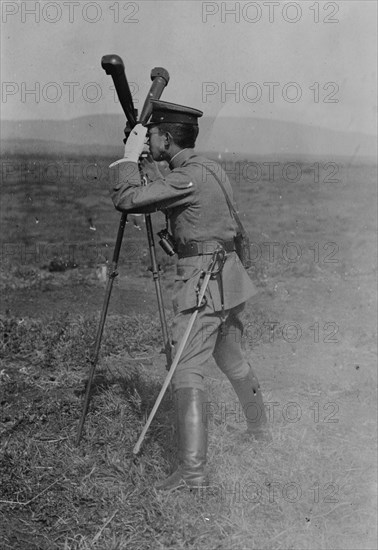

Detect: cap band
148,99,203,126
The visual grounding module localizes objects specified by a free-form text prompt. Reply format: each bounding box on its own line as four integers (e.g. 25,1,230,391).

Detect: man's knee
172,369,205,392
222,360,250,380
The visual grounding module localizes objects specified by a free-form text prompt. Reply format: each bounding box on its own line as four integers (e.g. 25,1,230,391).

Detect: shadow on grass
81,365,177,469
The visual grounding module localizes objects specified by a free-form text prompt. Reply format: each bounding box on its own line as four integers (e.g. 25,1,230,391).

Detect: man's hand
109,124,148,168
123,124,148,163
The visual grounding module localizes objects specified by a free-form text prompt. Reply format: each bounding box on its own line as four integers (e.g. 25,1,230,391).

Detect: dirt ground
0,154,376,549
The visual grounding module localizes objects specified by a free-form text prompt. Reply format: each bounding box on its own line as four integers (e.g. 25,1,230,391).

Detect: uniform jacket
110,149,257,313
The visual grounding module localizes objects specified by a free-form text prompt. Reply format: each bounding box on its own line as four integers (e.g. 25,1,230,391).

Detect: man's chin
151,152,166,163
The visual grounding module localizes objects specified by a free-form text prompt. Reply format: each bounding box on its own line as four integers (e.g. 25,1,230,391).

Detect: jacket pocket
175,257,204,282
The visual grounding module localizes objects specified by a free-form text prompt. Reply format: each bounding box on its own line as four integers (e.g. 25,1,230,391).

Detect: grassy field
0,153,377,549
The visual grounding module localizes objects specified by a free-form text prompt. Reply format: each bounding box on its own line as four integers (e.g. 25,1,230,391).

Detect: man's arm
108,123,195,214
110,158,195,214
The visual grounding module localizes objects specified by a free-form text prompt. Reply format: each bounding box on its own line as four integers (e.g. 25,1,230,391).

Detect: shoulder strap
191,162,247,235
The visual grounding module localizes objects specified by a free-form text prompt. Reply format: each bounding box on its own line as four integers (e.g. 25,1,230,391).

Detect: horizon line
1,115,377,138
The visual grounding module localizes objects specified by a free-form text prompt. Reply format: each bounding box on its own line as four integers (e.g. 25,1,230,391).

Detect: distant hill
1,115,376,159
0,138,119,158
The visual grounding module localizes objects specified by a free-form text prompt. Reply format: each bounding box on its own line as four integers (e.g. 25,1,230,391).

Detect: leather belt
177,240,235,259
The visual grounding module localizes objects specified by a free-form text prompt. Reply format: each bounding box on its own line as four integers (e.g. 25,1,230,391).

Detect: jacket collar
169,148,195,170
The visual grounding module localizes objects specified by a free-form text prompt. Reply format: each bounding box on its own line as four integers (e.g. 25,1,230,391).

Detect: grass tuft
1,312,376,549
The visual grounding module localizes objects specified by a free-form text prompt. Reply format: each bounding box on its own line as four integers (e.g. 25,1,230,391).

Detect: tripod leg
76,213,127,445
145,213,173,368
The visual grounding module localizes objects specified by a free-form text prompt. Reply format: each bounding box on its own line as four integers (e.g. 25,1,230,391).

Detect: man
110,100,270,491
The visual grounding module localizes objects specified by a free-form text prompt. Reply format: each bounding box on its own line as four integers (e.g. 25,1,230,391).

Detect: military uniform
110,100,270,490
111,148,259,390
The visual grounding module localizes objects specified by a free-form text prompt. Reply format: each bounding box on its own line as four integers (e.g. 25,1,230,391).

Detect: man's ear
164,132,171,149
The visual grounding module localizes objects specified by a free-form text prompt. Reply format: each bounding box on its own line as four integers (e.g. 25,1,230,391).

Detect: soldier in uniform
110,100,270,491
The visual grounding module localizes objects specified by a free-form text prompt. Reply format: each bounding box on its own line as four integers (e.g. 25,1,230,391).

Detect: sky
1,0,377,136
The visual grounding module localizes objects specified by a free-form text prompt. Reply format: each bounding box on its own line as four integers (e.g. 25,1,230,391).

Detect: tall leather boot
155,387,209,491
230,365,271,441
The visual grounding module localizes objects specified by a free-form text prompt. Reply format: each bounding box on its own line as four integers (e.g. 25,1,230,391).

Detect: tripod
76,57,171,445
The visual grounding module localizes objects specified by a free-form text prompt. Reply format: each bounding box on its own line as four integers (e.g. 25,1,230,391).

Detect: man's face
147,126,168,161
